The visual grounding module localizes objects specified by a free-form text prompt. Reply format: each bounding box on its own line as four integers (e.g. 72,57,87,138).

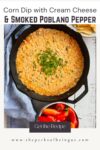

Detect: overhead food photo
4,24,96,128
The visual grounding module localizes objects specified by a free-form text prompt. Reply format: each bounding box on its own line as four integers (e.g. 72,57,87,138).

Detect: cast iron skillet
10,24,90,104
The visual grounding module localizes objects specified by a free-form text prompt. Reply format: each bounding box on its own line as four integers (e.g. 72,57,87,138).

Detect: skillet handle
12,25,26,45
66,79,88,104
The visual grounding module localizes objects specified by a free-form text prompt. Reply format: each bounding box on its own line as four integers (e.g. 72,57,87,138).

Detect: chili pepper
42,108,60,116
68,107,79,128
38,116,55,122
38,116,47,122
47,116,56,122
70,122,76,128
55,111,68,122
55,103,65,111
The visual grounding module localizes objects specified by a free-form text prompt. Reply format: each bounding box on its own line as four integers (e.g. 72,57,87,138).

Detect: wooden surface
68,37,96,128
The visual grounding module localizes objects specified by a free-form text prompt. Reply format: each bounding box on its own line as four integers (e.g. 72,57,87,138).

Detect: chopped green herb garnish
38,48,64,75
